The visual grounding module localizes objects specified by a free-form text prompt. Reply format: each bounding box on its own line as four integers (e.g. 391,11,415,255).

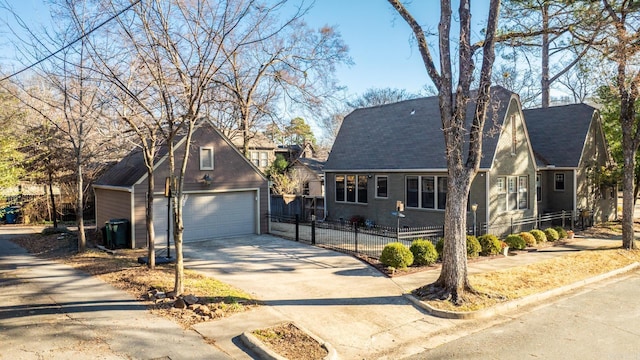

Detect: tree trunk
433,173,472,302
621,96,637,250
76,155,86,252
48,171,58,228
541,3,550,108
146,154,155,269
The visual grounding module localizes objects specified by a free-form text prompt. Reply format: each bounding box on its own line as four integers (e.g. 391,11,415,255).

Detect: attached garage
153,190,258,245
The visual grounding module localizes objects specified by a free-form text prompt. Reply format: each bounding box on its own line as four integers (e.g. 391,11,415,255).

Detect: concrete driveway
183,235,439,360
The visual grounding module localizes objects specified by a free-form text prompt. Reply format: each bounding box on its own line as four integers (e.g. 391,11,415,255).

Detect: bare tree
212,16,350,156
2,0,114,251
498,0,600,107
388,0,501,303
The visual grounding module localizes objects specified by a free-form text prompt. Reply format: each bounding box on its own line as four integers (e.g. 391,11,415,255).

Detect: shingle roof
295,157,325,175
324,86,516,171
524,104,595,168
94,146,167,187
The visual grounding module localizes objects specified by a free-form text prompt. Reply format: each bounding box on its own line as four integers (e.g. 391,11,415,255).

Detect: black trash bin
105,219,130,249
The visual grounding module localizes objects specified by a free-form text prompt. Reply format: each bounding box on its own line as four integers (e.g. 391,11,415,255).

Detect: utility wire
0,0,142,82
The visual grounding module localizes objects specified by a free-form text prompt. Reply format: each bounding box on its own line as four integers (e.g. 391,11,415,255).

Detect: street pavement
404,268,640,360
0,224,633,360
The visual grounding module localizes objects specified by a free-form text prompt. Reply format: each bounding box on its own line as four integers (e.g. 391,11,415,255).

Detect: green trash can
105,219,130,249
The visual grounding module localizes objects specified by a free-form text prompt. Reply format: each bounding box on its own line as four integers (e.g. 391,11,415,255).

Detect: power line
0,0,142,82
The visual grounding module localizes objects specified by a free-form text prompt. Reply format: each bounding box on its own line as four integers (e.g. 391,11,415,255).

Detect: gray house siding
486,100,537,235
538,170,575,213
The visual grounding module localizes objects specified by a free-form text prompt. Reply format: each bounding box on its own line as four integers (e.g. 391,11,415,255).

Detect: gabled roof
524,104,596,168
230,132,277,150
324,86,517,171
95,122,266,188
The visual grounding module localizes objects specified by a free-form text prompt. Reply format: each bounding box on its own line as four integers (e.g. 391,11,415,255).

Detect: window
303,182,310,195
518,176,528,210
555,173,565,191
508,176,518,211
250,152,259,167
536,174,541,202
406,176,419,208
260,152,268,167
200,147,214,170
376,176,388,198
335,174,367,204
422,176,435,209
335,175,345,202
496,177,506,212
497,175,529,212
406,175,447,210
358,175,368,204
437,177,447,210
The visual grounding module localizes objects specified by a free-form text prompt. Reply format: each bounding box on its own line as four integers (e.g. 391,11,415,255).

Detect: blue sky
303,1,491,97
2,0,491,98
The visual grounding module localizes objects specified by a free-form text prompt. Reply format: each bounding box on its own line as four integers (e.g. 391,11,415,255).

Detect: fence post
562,210,566,228
354,224,358,253
295,214,299,242
311,217,316,245
510,217,514,235
571,210,575,230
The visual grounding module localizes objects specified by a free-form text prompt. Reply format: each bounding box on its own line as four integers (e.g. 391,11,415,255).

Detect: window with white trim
260,152,269,167
335,174,368,204
250,152,259,167
497,175,529,212
375,176,388,198
200,147,214,170
406,175,447,210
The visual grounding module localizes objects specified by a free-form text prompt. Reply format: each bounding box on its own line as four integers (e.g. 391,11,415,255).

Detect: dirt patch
252,323,328,360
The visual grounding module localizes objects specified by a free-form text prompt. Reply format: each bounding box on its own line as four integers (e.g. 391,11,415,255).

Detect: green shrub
530,229,547,244
466,235,481,258
41,226,69,236
410,239,438,266
435,238,444,258
544,228,560,242
380,242,414,269
478,234,502,256
504,234,526,250
553,226,568,239
520,232,537,247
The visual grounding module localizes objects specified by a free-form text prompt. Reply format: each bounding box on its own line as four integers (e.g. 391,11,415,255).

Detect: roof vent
410,109,415,115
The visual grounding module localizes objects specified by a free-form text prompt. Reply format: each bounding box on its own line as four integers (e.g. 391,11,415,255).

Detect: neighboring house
94,122,269,248
525,104,617,223
289,141,326,197
230,132,278,172
324,86,537,235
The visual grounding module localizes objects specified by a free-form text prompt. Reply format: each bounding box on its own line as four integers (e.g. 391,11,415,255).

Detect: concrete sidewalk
185,234,623,360
0,231,231,360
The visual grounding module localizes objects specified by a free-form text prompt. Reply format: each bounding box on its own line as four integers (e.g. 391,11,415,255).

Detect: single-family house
230,132,278,172
524,104,617,223
94,122,269,248
324,86,538,235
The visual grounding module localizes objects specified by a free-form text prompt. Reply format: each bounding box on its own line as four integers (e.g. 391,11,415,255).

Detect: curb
240,322,338,360
404,262,640,320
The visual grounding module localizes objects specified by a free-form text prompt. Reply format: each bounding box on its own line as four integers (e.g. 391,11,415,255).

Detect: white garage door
153,191,257,245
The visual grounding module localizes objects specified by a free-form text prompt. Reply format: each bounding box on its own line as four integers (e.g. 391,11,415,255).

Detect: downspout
573,170,578,216
130,189,135,249
267,182,272,234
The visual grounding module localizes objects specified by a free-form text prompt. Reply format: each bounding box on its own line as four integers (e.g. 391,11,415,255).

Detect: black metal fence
268,210,582,259
268,214,446,259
